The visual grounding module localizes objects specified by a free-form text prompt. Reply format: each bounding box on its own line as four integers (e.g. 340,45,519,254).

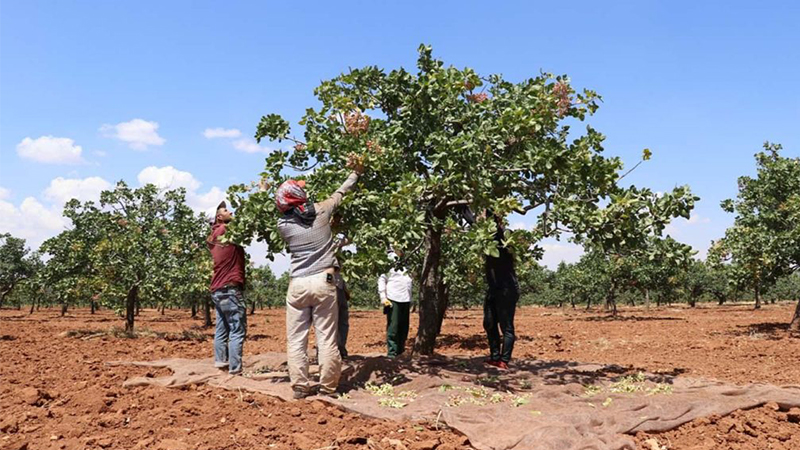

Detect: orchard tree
680,260,714,307
578,225,695,313
554,260,602,309
630,237,695,307
41,209,106,315
247,264,283,312
227,45,697,354
43,182,210,332
766,273,800,305
712,142,800,328
0,233,40,308
160,206,211,321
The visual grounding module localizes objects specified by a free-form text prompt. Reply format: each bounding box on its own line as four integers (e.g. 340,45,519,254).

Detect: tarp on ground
111,354,800,450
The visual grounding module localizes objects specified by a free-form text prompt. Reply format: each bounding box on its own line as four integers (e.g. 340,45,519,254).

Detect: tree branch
444,199,471,207
618,160,644,181
284,160,321,172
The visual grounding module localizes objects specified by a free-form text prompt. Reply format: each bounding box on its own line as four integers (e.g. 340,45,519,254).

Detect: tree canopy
41,182,210,331
0,233,40,307
711,142,800,328
226,45,697,354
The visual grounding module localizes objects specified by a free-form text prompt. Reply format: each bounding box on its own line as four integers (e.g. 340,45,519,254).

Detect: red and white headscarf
275,180,308,213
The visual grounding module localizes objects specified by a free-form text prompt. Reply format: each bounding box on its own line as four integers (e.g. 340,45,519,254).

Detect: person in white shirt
378,250,413,358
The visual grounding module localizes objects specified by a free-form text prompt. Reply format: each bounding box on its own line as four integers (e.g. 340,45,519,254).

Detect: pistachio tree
247,264,287,312
630,237,695,307
0,233,40,308
227,45,697,354
679,260,714,307
555,260,603,309
42,182,210,332
712,142,800,328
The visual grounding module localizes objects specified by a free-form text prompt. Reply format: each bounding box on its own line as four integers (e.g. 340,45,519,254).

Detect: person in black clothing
483,215,519,370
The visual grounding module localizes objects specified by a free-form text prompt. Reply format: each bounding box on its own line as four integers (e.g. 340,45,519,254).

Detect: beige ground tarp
112,354,800,450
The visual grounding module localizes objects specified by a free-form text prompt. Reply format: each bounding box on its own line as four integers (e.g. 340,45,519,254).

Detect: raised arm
318,154,365,212
319,171,359,212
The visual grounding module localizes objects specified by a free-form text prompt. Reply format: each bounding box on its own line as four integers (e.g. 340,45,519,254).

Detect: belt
215,283,243,292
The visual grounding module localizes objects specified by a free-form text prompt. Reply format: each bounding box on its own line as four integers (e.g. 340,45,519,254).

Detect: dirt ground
1,302,799,450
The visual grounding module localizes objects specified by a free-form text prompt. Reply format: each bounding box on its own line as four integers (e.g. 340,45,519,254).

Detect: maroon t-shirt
208,223,246,292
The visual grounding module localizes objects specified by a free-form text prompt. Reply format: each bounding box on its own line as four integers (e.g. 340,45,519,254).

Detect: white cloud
204,128,242,139
0,197,68,249
686,213,711,225
137,166,227,217
138,166,201,191
16,136,85,164
665,213,711,236
43,176,112,207
0,187,10,200
247,241,290,275
539,240,585,269
94,150,107,157
233,138,270,154
190,186,228,217
101,118,165,150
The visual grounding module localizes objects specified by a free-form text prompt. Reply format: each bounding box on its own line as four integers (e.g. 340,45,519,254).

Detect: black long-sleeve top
485,229,518,290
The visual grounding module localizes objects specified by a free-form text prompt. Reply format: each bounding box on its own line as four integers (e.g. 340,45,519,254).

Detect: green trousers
385,300,410,357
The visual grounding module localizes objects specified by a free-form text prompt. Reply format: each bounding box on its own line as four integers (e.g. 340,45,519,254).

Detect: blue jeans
211,286,247,374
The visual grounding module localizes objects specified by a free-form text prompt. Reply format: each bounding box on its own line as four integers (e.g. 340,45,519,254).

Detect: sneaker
484,359,509,371
318,390,338,399
293,389,312,400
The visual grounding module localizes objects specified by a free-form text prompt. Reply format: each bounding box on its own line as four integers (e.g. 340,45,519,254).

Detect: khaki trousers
286,271,341,394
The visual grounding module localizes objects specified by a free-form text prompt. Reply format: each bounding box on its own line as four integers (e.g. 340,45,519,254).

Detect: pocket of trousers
316,276,337,300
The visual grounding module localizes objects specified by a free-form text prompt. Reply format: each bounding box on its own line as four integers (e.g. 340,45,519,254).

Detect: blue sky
1,1,798,273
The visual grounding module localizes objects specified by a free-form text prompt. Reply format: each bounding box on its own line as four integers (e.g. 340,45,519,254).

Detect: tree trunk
644,289,651,309
91,301,96,314
191,300,197,318
135,300,141,316
606,282,617,315
790,299,800,332
60,302,68,316
125,286,138,333
160,303,165,315
30,299,36,315
754,284,761,310
689,293,697,308
0,289,8,309
413,224,447,356
250,298,256,315
203,296,212,328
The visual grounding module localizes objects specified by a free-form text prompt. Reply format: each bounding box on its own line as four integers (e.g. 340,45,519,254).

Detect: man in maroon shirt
207,201,247,375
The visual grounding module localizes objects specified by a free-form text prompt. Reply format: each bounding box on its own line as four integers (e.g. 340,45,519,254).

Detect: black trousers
385,300,410,357
483,286,519,363
336,284,349,358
